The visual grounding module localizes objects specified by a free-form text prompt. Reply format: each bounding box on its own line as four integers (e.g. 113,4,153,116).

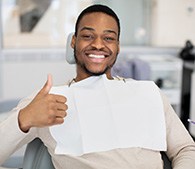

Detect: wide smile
88,54,105,59
87,54,106,63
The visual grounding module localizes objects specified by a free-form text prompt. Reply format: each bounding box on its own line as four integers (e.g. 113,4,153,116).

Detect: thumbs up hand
18,74,68,132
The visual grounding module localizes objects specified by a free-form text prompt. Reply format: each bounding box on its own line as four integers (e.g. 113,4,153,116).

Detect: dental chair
22,33,172,169
23,138,55,169
23,138,172,169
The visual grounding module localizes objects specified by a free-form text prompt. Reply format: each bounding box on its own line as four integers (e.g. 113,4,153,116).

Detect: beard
73,47,117,76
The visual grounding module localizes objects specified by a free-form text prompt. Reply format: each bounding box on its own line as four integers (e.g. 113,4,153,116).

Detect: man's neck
74,72,113,82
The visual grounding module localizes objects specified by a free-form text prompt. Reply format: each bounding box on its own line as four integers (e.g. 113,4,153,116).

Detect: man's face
71,12,120,80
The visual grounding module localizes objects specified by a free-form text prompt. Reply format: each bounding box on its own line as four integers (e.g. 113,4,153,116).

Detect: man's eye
81,35,94,40
104,37,115,42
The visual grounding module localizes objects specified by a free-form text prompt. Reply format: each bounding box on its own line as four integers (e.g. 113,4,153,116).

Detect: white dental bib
49,75,166,156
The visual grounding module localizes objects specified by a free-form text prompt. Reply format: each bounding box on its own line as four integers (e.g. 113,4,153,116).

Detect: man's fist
18,74,68,132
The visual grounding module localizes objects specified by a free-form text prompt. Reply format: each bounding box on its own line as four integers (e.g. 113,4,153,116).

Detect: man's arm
0,95,37,164
162,92,195,168
0,74,68,164
18,74,68,132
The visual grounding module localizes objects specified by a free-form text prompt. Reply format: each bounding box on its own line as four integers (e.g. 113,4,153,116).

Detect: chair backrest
23,138,172,169
65,32,75,64
23,138,54,169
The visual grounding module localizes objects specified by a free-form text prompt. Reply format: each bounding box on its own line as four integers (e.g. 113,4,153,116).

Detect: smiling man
1,4,195,169
72,7,120,81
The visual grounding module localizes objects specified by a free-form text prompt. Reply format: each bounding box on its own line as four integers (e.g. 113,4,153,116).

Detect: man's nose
91,37,105,49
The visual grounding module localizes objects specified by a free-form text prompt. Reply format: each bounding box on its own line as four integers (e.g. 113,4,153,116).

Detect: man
1,4,195,169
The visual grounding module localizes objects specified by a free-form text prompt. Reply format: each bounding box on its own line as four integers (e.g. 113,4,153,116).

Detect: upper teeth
88,54,105,58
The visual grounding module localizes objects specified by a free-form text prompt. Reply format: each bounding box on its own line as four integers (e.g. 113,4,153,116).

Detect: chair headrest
65,32,76,64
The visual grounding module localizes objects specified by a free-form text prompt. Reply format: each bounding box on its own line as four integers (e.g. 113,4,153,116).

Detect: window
2,0,194,48
1,0,93,49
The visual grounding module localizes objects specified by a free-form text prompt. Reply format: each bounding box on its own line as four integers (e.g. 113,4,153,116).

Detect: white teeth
88,54,105,58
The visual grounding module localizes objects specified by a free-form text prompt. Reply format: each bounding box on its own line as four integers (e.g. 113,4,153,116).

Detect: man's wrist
18,109,31,133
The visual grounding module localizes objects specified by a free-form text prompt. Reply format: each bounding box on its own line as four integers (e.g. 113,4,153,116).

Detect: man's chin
91,72,105,76
86,70,106,76
84,67,109,76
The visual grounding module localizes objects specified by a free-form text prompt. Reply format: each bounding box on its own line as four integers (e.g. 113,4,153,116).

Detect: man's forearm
0,110,36,164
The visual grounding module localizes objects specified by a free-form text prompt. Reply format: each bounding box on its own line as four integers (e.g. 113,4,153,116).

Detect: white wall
151,0,195,47
0,50,76,101
95,0,151,45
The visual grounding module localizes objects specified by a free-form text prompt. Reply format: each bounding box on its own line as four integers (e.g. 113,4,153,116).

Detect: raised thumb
40,74,53,95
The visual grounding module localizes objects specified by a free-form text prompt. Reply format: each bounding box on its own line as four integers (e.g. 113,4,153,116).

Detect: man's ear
71,35,76,49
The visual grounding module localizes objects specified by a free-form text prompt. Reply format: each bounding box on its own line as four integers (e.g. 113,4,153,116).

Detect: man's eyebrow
80,27,117,36
80,27,95,32
104,30,117,36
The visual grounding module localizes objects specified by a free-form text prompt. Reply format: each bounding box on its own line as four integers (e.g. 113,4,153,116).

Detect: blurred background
0,0,195,168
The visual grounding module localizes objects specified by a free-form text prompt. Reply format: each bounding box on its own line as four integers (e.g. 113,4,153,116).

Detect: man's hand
18,74,68,132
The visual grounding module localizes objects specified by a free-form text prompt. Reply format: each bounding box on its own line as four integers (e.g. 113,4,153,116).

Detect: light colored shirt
0,78,195,169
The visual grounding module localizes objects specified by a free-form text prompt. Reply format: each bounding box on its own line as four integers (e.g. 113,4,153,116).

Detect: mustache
85,46,113,56
73,45,119,60
72,41,116,55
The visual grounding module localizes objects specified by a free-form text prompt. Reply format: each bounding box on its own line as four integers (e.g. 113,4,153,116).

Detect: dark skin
18,12,120,132
72,12,119,81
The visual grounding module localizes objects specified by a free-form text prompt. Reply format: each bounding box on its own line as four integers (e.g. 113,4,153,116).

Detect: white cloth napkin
49,75,166,156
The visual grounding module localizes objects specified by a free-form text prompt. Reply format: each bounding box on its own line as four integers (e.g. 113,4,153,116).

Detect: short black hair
75,4,120,40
